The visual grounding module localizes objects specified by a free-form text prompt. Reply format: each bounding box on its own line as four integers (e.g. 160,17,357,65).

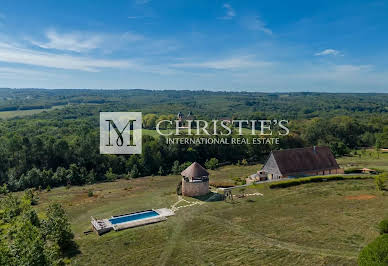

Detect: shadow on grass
63,241,81,258
192,192,224,202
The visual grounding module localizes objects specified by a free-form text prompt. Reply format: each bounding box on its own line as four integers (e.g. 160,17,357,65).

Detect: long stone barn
257,146,344,180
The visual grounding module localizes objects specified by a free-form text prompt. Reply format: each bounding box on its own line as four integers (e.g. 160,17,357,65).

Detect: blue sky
0,0,387,92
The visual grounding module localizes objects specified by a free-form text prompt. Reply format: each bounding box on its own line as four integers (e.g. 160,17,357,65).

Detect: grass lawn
31,163,387,266
0,105,65,119
337,149,388,171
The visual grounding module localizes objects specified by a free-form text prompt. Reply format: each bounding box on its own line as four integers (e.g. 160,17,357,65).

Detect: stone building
257,146,344,180
181,162,209,197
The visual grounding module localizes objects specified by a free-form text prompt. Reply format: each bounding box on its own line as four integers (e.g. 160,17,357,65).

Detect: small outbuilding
258,146,344,180
181,162,209,197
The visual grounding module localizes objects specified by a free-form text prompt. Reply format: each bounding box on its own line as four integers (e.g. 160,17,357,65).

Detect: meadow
0,105,64,119
30,160,387,266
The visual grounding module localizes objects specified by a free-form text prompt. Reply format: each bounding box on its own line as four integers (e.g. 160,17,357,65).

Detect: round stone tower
181,162,209,197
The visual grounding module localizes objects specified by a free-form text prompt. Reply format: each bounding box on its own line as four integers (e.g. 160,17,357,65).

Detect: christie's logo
100,112,290,154
99,112,142,154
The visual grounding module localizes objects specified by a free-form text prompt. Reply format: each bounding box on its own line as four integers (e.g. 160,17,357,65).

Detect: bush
171,161,180,175
0,184,9,194
87,189,93,197
22,189,39,205
105,168,117,181
379,219,388,235
375,173,387,191
129,165,139,178
46,185,51,192
358,234,388,266
269,175,371,189
205,158,219,170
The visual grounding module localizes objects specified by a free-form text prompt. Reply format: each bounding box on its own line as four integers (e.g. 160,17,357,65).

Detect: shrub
241,159,248,166
129,165,139,178
171,161,180,175
0,184,9,194
205,158,219,170
158,166,164,176
105,168,117,181
269,175,371,189
87,189,93,197
378,219,388,235
358,234,388,266
46,185,51,192
22,189,39,205
179,162,192,172
375,173,387,191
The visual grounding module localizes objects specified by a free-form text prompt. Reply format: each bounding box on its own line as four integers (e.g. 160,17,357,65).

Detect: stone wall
182,179,209,197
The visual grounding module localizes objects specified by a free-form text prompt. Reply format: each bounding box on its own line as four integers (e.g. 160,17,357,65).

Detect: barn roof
271,146,339,175
181,162,209,178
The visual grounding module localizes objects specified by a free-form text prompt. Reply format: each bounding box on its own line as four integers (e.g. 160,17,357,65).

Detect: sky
0,0,387,92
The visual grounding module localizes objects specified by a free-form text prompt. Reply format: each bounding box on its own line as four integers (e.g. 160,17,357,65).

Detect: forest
0,88,388,192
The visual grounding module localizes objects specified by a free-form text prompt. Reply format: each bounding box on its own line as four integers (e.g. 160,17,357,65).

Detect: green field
0,105,65,119
30,161,387,266
338,150,388,171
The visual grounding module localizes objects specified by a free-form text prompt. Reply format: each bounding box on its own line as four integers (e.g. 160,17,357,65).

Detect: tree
143,114,157,129
10,221,47,266
22,188,39,206
205,158,219,170
41,203,74,252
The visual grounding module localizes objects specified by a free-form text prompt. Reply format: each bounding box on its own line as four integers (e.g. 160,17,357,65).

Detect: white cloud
0,42,133,72
30,30,103,52
219,3,236,20
171,56,272,70
315,49,340,56
242,16,272,35
29,30,144,53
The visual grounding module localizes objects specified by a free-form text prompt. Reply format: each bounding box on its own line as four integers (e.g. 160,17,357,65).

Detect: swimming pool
109,210,159,225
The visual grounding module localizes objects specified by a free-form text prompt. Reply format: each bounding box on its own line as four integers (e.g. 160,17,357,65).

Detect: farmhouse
257,146,344,180
181,162,210,197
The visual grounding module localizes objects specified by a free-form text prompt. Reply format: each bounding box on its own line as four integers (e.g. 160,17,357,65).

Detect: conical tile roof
181,162,209,178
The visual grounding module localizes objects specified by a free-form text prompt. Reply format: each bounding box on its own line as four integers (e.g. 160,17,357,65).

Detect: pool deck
91,208,175,235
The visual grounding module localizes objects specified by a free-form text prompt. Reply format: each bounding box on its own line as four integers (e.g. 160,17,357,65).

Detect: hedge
269,175,373,189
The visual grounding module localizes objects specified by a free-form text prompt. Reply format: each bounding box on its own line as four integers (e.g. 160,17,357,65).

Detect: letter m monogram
100,112,142,154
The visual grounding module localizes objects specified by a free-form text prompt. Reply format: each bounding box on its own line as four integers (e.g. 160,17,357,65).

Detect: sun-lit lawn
31,162,387,266
337,149,388,171
0,105,65,119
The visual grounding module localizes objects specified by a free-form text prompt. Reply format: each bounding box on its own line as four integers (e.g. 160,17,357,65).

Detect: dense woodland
0,88,388,192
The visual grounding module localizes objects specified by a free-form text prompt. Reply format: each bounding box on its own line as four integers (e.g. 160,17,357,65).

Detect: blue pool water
109,210,159,225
